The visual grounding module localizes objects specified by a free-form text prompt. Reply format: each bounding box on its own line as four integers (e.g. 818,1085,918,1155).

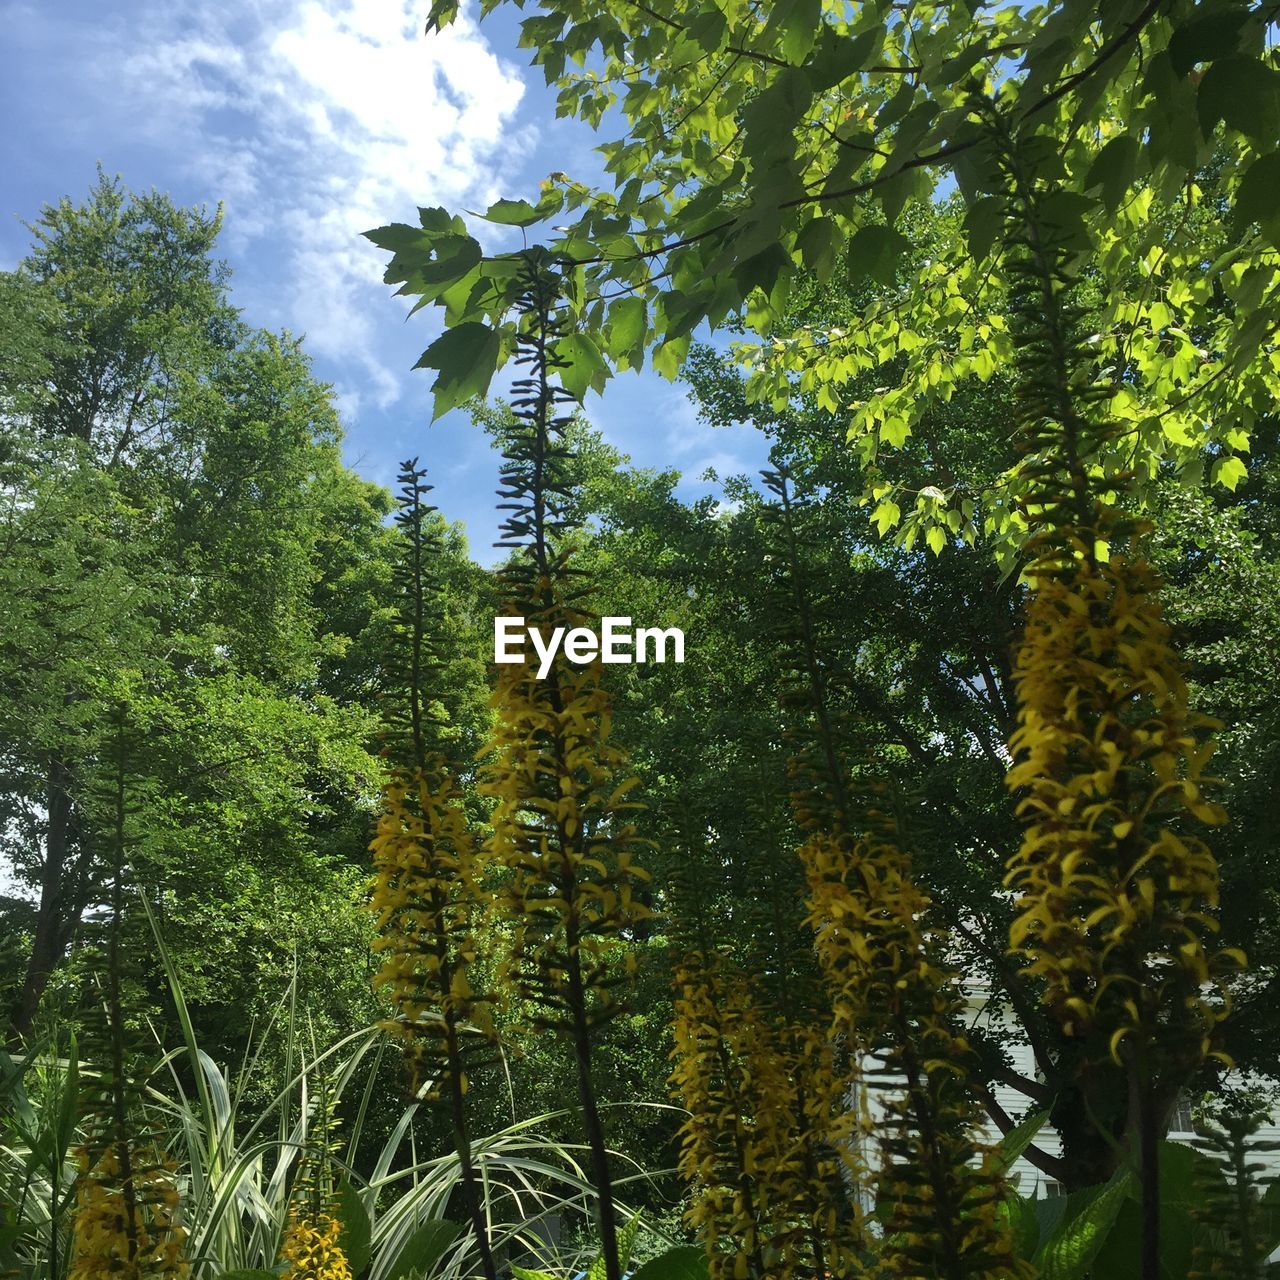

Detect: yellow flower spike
1005,519,1236,1071
799,828,1030,1280
481,623,650,1032
280,1212,352,1280
68,1142,188,1280
367,759,494,1099
670,948,865,1280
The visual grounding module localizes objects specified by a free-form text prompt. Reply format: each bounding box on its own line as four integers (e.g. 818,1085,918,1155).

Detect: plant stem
567,932,621,1280
1136,1065,1160,1280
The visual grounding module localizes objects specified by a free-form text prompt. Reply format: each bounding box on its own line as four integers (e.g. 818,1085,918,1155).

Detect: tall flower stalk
669,826,862,1280
367,461,498,1280
480,254,650,1280
766,465,1026,1279
279,1073,352,1280
69,702,188,1280
976,95,1242,1280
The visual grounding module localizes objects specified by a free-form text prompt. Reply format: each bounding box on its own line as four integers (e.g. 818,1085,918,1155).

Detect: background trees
0,176,442,1067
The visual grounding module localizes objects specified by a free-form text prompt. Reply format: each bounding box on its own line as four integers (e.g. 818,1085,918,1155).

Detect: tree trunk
7,757,75,1045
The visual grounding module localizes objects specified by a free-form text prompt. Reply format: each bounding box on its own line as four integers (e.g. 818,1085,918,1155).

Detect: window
1168,1093,1196,1136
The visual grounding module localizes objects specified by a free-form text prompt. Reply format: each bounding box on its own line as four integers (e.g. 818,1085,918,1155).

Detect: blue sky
1,0,771,557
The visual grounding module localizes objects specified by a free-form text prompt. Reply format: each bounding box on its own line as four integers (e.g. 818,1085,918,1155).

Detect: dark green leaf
848,223,911,286
795,215,840,281
963,194,1005,261
425,0,459,32
1091,1141,1204,1280
808,27,879,92
1169,7,1248,76
365,223,428,254
762,0,821,64
417,206,459,233
384,1219,462,1280
630,1244,711,1280
415,322,502,420
993,1109,1050,1176
1235,150,1280,237
1198,56,1280,141
687,7,727,54
1002,1194,1041,1260
1085,136,1139,211
1036,190,1096,253
1258,1177,1280,1253
1036,1173,1131,1280
336,1177,372,1277
877,82,917,129
414,236,482,291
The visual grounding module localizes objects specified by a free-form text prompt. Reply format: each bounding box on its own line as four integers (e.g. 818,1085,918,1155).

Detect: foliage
0,177,412,1073
478,257,653,1280
374,0,1279,567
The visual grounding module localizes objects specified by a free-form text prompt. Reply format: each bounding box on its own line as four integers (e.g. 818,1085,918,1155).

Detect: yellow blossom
68,1142,188,1280
280,1213,352,1280
1005,523,1235,1066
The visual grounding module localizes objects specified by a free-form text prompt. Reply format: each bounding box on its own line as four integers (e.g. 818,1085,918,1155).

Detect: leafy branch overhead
368,0,1280,557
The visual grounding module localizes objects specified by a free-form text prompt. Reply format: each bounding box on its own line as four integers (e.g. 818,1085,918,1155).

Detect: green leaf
1085,136,1139,212
1235,150,1280,237
415,322,502,419
384,1219,462,1280
962,194,1004,261
687,6,727,54
336,1176,372,1277
1198,56,1280,141
588,1210,642,1279
631,1245,711,1280
651,336,689,381
413,235,483,293
364,223,429,254
1213,455,1248,491
1036,190,1096,253
1036,1174,1131,1280
418,206,460,233
217,1272,277,1280
926,525,946,555
510,1268,558,1280
808,27,878,92
1169,7,1248,76
1258,1177,1280,1253
762,0,821,64
607,296,648,369
848,223,911,286
477,198,543,227
425,0,459,31
872,499,901,535
795,216,839,282
1001,1194,1041,1261
558,332,609,399
993,1109,1050,1176
1091,1141,1203,1280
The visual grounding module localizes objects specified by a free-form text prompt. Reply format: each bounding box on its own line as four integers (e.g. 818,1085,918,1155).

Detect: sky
0,0,772,557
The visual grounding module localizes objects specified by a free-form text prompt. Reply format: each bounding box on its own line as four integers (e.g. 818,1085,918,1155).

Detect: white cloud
113,0,528,406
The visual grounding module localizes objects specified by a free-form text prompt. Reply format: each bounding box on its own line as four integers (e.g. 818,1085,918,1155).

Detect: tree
371,0,1276,563
0,178,413,1055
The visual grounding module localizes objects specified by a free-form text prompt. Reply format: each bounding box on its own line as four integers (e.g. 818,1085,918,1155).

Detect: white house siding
962,984,1280,1195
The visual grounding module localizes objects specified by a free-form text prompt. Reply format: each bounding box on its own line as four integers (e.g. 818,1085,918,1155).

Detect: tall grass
0,914,675,1279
